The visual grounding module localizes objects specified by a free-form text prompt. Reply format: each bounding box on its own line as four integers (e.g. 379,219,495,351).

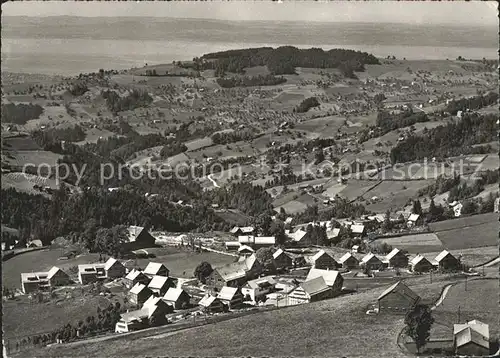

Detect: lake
2,17,498,75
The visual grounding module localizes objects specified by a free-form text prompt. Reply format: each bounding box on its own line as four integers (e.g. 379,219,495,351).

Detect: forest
1,103,44,124
196,46,380,76
445,91,498,115
216,75,287,88
101,89,153,114
390,113,497,163
294,97,320,113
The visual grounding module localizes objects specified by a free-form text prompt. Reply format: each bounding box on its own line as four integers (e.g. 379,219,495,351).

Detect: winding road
430,284,453,311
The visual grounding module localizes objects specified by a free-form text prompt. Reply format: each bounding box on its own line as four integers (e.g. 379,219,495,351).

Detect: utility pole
430,270,432,283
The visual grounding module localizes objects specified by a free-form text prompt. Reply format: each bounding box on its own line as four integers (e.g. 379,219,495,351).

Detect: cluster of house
377,281,491,356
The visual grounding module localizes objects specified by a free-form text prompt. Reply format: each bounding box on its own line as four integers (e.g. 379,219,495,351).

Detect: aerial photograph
1,1,499,357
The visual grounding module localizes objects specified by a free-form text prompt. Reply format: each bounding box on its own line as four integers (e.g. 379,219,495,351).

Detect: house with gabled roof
241,276,277,303
225,241,241,252
78,257,126,284
147,275,177,296
453,320,490,356
407,214,423,228
326,228,341,241
126,226,156,250
351,224,365,237
205,262,248,289
288,276,334,305
124,269,150,289
162,288,191,310
198,294,224,313
434,250,460,271
21,266,71,294
115,295,172,333
338,252,359,269
230,226,254,236
129,283,153,306
377,281,420,313
273,248,293,270
238,244,254,256
305,268,343,295
311,250,339,270
361,253,384,271
385,248,408,268
409,254,433,273
217,286,244,309
104,257,126,278
144,262,169,278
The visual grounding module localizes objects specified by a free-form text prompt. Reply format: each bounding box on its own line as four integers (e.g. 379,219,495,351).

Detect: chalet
273,249,293,270
305,268,343,296
198,294,225,313
148,275,177,296
225,241,241,251
238,245,254,256
217,286,244,309
361,253,384,271
124,269,151,289
434,250,460,271
115,297,172,333
351,224,365,237
129,283,153,306
78,263,106,284
311,250,339,270
288,277,334,305
21,267,71,294
230,226,255,237
385,248,408,268
126,226,156,250
144,262,170,278
143,295,173,315
289,229,314,246
453,320,490,356
162,288,191,310
326,228,340,241
104,257,126,278
205,263,248,289
77,257,125,284
338,252,359,269
241,276,277,303
377,281,420,313
407,214,423,228
409,255,433,273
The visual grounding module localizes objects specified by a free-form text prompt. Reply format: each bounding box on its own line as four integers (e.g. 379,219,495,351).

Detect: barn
377,281,420,313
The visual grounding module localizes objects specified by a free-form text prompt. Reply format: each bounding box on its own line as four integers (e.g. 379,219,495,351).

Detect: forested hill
190,46,380,77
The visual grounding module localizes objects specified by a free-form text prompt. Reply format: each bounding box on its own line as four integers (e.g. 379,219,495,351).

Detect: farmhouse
162,288,191,310
407,214,423,228
305,268,343,296
377,281,420,313
225,241,241,251
338,252,359,269
206,263,248,289
77,257,125,284
311,250,339,270
453,320,490,356
144,262,170,278
148,275,177,296
124,269,150,289
351,224,365,237
409,254,433,272
288,229,315,246
326,228,341,241
198,294,225,313
143,295,173,315
129,283,153,306
115,297,172,333
21,266,71,294
238,245,255,256
288,277,334,305
126,226,156,250
230,226,255,236
217,286,244,309
385,248,408,268
273,248,293,270
361,253,384,271
241,276,277,303
434,250,460,271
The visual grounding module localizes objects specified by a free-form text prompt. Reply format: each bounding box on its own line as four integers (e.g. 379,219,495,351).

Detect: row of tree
216,74,287,88
211,130,255,145
294,97,320,113
445,91,498,115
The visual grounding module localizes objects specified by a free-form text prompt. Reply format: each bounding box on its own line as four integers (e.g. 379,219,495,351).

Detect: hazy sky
2,1,498,26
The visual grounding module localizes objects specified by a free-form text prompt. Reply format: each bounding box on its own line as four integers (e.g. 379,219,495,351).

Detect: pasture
432,279,499,339
435,220,497,250
28,279,459,358
1,172,61,196
375,233,444,254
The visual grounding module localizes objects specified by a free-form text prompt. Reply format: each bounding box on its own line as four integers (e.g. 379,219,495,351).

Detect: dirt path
207,174,220,188
431,284,453,311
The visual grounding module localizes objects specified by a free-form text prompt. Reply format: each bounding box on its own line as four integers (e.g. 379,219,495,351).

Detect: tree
270,221,287,246
194,261,213,283
383,210,392,232
412,200,422,215
404,304,434,354
255,247,276,273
